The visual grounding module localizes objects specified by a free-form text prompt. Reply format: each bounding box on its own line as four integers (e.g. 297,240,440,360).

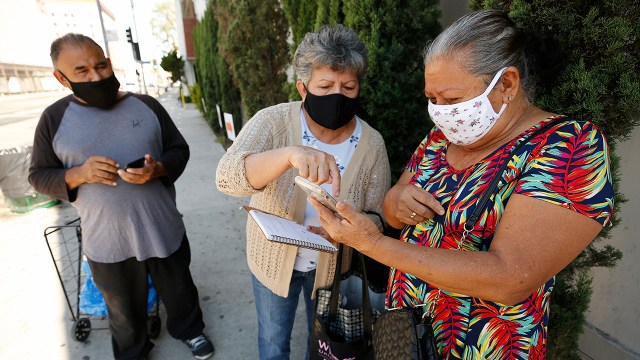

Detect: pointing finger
328,163,341,197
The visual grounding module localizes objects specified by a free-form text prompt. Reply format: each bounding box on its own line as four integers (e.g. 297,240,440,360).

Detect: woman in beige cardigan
215,24,390,359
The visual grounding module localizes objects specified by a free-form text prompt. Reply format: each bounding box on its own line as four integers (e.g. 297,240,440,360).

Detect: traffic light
125,27,133,43
132,42,141,62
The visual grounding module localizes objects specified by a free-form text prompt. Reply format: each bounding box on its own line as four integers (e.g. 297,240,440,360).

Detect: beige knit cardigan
216,101,391,297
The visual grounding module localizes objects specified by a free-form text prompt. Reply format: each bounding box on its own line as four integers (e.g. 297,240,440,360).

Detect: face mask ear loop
482,67,508,97
302,82,310,102
483,67,509,117
56,70,72,82
495,101,508,118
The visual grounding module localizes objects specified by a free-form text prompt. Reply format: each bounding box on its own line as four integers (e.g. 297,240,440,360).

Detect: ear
499,66,521,103
53,70,71,89
296,79,307,100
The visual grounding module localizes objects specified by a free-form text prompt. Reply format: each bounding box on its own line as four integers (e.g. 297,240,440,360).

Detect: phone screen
125,157,145,169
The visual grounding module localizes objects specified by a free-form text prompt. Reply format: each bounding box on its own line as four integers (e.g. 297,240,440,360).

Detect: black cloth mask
303,85,359,130
58,71,121,109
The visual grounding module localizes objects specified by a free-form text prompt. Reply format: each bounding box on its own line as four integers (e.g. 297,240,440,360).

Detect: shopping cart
44,218,162,342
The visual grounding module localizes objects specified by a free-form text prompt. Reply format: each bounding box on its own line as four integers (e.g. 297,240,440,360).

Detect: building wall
579,126,640,359
0,0,57,67
193,0,207,21
0,0,134,94
439,0,471,27
174,0,196,87
0,63,62,94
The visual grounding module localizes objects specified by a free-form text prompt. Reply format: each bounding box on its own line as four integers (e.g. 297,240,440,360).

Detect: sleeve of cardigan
361,131,392,230
216,106,278,197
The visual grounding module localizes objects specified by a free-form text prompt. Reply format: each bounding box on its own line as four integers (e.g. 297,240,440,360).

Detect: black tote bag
310,245,375,359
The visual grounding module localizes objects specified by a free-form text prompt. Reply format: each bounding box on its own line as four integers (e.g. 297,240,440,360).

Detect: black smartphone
125,157,145,169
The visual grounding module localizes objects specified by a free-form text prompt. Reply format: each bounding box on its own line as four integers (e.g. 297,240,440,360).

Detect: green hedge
344,0,441,181
192,1,242,132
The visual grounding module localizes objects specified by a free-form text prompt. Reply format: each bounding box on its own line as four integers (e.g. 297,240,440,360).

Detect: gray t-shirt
29,93,189,262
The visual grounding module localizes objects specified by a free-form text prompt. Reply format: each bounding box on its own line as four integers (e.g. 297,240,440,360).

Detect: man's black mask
58,71,120,109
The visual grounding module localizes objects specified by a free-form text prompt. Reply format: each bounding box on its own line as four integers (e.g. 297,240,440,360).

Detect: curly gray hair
294,24,368,85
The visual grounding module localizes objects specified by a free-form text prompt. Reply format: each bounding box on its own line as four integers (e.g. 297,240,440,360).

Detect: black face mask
303,85,359,130
58,71,121,109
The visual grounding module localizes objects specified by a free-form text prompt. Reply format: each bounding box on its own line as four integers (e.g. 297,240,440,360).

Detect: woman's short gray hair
294,24,368,85
423,10,537,101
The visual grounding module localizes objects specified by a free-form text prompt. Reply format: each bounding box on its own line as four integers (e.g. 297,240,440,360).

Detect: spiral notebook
242,206,338,253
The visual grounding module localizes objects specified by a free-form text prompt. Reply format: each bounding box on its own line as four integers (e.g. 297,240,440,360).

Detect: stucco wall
579,126,640,359
439,0,471,27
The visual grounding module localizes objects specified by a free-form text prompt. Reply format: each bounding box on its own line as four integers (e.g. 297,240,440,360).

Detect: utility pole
130,0,147,95
96,0,110,58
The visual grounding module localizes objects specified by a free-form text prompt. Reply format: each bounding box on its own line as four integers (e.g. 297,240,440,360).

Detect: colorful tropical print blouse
387,116,614,360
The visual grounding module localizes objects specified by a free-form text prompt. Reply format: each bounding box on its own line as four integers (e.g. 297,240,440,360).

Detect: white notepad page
248,209,337,253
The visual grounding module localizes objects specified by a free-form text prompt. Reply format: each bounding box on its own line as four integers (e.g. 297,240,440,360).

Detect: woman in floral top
309,10,614,359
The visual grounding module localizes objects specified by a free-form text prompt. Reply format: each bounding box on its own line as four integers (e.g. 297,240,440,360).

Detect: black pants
88,236,205,360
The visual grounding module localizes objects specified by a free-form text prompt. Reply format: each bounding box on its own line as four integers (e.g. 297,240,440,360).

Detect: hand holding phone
125,157,145,170
294,176,341,217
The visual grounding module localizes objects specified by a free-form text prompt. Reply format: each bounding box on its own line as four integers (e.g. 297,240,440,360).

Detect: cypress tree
192,1,242,132
471,1,639,358
193,6,219,128
343,0,441,180
281,0,319,100
282,0,319,47
216,0,289,121
282,0,344,102
315,0,344,28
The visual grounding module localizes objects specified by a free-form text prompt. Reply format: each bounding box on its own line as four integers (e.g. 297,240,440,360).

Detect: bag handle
465,118,563,229
328,244,373,335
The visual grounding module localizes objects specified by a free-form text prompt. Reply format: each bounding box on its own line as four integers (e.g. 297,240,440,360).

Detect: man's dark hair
50,33,103,66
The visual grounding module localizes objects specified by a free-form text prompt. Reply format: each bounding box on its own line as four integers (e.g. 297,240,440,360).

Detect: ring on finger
410,212,417,219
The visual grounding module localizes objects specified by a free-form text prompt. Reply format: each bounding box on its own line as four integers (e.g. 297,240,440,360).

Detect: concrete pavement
0,88,308,359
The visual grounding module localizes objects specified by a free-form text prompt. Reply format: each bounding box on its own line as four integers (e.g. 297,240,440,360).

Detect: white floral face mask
428,67,507,145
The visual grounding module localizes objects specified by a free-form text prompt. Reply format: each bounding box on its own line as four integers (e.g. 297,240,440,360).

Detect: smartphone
294,176,340,215
125,157,145,169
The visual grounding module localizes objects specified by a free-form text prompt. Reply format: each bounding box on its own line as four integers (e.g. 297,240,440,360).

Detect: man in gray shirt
29,33,214,360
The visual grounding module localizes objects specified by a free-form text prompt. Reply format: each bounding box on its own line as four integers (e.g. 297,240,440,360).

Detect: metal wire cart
44,218,162,342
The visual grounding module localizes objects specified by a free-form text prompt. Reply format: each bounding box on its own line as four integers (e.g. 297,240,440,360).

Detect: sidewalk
0,88,307,359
